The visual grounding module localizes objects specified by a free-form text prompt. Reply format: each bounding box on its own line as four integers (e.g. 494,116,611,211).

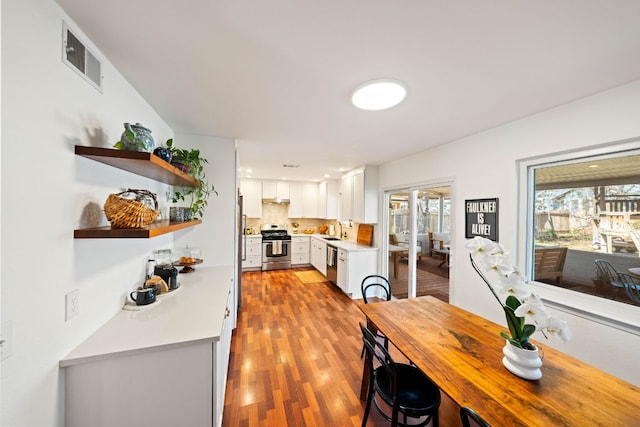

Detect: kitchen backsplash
245,202,358,240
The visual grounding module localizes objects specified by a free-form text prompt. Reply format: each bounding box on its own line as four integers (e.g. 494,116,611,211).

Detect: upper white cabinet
240,179,262,218
341,166,379,223
341,174,354,221
262,181,290,200
289,182,319,218
288,183,303,218
318,180,339,219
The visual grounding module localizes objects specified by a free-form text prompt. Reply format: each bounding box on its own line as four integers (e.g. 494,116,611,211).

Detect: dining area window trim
516,137,640,336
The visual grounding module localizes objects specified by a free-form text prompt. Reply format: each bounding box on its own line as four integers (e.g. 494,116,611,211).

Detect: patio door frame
382,179,455,300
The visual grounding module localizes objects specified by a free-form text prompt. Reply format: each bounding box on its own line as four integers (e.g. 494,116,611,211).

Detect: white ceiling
55,0,640,182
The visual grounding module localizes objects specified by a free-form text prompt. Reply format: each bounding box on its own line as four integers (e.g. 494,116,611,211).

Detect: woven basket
104,189,159,229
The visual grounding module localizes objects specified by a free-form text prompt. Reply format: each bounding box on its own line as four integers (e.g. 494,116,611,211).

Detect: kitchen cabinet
310,237,327,276
240,179,262,218
340,166,379,224
241,235,262,270
291,235,310,265
337,248,376,299
61,266,234,427
262,181,289,200
288,182,318,218
318,180,339,219
217,286,234,422
74,146,202,239
340,174,353,222
337,248,348,292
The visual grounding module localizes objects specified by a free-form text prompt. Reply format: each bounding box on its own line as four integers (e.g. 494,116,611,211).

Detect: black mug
130,287,156,306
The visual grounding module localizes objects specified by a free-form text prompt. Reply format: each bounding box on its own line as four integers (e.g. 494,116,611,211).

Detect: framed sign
465,198,498,241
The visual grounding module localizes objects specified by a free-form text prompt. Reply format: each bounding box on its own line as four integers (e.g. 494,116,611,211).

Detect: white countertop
308,234,378,252
60,265,233,368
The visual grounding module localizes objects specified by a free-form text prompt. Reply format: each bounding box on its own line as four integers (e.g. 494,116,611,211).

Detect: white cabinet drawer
242,256,262,269
291,254,310,265
245,244,262,256
292,242,310,254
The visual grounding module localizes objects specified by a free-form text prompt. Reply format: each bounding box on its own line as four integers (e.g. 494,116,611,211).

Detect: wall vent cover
62,23,102,92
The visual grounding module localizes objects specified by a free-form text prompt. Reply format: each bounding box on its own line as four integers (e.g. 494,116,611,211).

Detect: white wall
172,133,237,267
0,1,231,426
380,80,640,386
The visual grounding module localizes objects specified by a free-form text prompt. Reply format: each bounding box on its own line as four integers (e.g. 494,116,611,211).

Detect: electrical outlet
1,320,13,361
66,289,80,321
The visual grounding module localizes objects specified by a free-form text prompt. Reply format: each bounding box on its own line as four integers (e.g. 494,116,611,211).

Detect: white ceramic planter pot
502,340,543,380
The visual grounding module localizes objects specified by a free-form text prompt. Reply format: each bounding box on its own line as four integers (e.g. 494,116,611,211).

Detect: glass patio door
385,185,451,300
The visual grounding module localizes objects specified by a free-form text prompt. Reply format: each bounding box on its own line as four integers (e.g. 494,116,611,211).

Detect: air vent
282,164,300,168
62,23,102,92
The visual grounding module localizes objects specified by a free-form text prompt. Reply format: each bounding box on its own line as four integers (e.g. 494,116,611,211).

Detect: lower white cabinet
61,267,235,427
337,248,348,292
291,235,310,265
65,341,217,427
242,235,262,270
336,248,377,299
310,237,327,276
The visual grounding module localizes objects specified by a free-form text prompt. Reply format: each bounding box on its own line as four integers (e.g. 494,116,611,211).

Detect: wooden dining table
359,296,640,427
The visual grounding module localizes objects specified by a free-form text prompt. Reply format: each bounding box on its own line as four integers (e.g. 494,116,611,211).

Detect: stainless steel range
261,224,292,271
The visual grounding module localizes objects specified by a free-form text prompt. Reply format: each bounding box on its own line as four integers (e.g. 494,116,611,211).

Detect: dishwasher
326,245,338,285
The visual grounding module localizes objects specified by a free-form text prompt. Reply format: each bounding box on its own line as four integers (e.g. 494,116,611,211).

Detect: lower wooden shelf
74,220,202,239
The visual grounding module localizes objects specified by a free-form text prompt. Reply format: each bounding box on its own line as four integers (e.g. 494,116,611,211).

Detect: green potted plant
166,139,218,220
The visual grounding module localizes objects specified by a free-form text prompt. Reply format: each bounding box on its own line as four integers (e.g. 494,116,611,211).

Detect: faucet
336,221,343,239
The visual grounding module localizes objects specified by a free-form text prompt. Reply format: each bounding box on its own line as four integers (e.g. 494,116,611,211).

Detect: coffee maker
153,249,179,290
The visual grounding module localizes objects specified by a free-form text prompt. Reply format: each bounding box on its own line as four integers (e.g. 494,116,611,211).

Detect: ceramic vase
120,122,154,152
502,340,543,380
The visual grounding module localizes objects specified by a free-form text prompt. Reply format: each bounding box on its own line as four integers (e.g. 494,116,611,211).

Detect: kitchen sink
323,237,341,241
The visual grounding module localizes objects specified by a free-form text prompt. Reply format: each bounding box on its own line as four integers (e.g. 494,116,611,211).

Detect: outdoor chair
619,273,640,304
594,259,625,289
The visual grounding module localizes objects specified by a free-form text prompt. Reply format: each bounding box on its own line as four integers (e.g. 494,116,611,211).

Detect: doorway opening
385,185,451,301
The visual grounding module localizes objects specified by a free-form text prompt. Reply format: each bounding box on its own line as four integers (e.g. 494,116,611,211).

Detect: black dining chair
360,323,440,427
360,275,392,358
460,406,491,427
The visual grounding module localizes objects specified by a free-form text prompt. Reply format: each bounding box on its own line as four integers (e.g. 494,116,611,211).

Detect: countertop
308,234,378,252
60,265,233,368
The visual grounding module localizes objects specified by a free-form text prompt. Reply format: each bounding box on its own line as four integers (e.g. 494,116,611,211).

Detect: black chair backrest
460,406,491,427
361,275,391,304
360,323,398,399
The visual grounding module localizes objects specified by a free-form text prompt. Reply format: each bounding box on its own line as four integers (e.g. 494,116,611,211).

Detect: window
519,141,640,309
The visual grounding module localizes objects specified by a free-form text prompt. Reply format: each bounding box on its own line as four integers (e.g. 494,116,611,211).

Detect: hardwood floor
389,256,450,301
223,268,458,426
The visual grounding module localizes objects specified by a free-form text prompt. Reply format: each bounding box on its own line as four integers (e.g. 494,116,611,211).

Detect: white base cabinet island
60,266,235,427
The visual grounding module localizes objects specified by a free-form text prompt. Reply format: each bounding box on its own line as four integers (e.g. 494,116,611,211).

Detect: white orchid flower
482,254,515,280
539,316,572,343
500,276,531,300
514,294,548,323
465,236,500,256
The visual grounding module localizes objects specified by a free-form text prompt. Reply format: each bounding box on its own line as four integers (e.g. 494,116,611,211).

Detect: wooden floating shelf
74,220,202,239
75,145,199,187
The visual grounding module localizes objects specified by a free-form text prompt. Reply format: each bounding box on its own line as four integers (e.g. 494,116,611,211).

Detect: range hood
262,197,290,204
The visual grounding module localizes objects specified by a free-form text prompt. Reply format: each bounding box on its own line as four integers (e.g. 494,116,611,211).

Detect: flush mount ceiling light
351,79,407,111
